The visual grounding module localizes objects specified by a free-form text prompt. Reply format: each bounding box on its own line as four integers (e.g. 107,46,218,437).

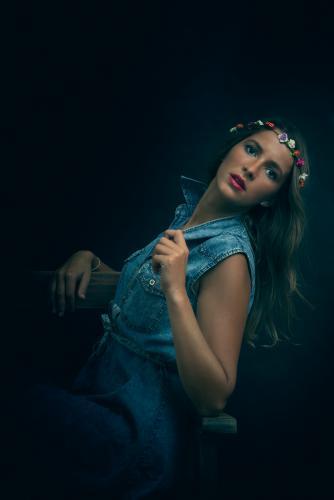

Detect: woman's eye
266,168,277,180
245,144,278,181
245,144,257,156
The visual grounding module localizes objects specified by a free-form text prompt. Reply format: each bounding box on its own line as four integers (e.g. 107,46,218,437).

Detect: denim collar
180,175,208,211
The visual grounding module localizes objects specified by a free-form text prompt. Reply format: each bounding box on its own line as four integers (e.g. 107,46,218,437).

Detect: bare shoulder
196,253,251,395
197,252,251,313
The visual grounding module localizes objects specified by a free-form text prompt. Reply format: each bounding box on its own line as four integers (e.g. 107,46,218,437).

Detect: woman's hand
152,229,189,297
50,250,97,316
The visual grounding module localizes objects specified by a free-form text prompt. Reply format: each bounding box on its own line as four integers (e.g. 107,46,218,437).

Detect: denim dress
22,175,256,499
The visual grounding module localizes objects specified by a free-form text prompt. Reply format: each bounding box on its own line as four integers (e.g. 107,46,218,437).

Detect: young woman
23,116,310,499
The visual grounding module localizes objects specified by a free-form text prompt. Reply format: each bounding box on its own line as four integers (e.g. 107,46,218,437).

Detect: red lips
230,174,246,190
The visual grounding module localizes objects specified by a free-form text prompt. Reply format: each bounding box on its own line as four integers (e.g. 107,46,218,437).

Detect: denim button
149,279,155,286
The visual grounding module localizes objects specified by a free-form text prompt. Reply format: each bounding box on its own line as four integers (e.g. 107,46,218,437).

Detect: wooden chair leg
199,413,237,499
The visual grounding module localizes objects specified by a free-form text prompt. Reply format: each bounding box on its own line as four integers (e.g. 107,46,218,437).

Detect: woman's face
215,129,295,210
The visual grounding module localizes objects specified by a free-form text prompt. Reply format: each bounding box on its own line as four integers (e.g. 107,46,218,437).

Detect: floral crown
229,120,309,188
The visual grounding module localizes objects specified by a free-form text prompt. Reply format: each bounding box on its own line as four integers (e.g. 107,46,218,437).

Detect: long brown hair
207,116,314,349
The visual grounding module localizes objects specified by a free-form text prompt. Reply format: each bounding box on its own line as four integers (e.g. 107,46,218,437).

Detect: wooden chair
24,270,238,498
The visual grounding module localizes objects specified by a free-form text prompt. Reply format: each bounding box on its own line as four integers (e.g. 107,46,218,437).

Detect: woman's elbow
192,375,237,417
196,393,231,417
197,400,226,417
200,382,236,416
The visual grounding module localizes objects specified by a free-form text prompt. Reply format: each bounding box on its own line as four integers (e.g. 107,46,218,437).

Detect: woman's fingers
154,243,175,255
164,229,188,250
152,238,176,273
49,251,95,316
159,236,177,247
151,254,165,273
77,271,91,300
65,272,77,312
51,269,88,315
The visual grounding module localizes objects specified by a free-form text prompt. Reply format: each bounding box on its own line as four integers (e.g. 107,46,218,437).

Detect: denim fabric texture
21,174,256,499
23,339,200,499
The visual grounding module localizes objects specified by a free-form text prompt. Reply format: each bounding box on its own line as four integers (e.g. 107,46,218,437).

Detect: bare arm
149,228,251,415
165,253,251,416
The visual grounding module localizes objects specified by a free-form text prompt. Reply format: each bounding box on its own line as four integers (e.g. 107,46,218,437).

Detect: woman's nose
242,167,254,180
242,162,260,180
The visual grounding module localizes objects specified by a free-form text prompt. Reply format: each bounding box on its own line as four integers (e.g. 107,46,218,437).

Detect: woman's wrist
165,286,188,305
74,249,99,268
76,249,94,258
91,255,101,272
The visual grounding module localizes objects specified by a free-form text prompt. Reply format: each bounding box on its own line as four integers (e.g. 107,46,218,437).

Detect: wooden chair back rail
26,271,237,435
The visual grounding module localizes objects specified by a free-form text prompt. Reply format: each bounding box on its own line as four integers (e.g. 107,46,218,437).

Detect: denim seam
109,330,177,370
190,247,245,296
232,233,256,297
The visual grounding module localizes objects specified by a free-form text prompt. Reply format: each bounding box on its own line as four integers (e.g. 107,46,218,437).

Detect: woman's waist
101,304,178,371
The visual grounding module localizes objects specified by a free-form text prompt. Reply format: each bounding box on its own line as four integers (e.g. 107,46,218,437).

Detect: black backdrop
2,1,334,498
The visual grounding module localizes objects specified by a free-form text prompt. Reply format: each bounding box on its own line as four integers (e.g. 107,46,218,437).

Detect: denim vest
100,175,256,365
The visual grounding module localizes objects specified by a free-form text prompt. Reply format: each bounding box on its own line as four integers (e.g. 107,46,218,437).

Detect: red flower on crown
264,121,275,128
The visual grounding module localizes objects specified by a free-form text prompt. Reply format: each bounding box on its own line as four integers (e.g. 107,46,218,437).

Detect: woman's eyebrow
248,139,284,175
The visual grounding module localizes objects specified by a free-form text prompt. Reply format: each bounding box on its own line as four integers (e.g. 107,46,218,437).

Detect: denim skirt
20,334,202,499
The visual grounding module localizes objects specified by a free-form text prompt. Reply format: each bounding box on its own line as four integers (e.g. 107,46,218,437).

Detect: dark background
2,1,334,498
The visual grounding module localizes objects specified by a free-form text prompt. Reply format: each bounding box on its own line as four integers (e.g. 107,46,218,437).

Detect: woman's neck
184,177,246,228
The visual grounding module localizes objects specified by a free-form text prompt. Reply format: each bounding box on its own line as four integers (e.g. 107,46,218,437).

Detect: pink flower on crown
296,158,305,168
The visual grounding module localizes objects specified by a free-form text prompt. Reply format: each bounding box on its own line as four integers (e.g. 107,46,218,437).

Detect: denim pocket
120,259,167,333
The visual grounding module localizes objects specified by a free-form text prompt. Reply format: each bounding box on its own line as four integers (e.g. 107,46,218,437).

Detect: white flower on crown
288,139,296,149
299,173,308,181
255,120,264,126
